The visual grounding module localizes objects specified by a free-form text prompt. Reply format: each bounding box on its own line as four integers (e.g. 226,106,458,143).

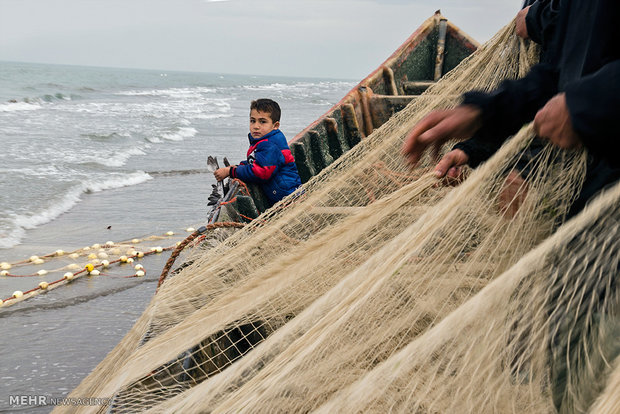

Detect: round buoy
186,227,195,232
13,291,23,298
127,258,134,264
120,256,128,263
55,250,65,256
155,246,163,253
67,263,80,270
136,270,145,277
37,269,48,276
105,241,114,247
166,231,174,236
0,262,11,270
131,238,141,244
85,264,95,272
98,252,109,259
111,248,121,255
0,270,9,276
136,251,144,258
90,269,100,276
127,250,137,256
39,282,49,290
33,258,45,265
64,272,74,280
83,246,91,251
29,255,40,262
101,260,110,267
69,253,80,259
88,253,97,260
92,243,101,249
134,264,144,270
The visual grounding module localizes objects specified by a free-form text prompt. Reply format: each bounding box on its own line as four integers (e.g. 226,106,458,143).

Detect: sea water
0,61,354,412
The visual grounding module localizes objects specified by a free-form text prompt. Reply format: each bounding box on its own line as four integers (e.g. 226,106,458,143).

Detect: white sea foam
0,101,42,112
0,225,26,249
115,87,215,98
0,172,153,248
95,147,146,168
0,165,64,177
83,171,153,193
161,127,197,141
59,146,146,168
193,113,233,120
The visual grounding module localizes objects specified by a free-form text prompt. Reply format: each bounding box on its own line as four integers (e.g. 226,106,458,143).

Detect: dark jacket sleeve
526,0,559,47
462,63,559,145
453,138,504,169
565,60,620,158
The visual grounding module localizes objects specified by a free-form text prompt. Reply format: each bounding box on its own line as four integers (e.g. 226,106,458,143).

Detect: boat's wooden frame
105,14,481,411
218,11,478,216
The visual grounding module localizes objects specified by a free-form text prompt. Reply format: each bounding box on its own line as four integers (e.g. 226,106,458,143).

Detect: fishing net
58,19,619,414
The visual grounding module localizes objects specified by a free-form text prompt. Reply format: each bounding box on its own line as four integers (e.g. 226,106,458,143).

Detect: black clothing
452,0,620,219
525,0,558,63
461,0,620,165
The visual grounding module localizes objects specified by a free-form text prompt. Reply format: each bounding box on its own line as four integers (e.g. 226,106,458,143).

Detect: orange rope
156,222,245,292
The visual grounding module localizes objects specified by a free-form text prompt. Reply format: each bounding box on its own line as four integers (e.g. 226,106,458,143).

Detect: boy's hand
214,167,230,181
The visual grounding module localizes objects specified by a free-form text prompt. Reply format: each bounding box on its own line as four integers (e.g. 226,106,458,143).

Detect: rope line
156,222,245,292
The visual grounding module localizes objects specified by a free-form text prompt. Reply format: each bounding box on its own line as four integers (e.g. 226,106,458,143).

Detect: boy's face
250,109,280,139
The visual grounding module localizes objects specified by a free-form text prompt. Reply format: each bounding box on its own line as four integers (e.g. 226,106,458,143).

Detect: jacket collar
247,129,281,145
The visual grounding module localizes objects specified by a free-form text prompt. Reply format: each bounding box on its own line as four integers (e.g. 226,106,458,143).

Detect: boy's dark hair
250,99,281,123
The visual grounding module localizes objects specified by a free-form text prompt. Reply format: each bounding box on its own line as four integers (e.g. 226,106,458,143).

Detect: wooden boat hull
106,14,480,411
220,11,478,215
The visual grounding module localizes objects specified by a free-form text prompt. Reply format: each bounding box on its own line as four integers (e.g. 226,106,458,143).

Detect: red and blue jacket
230,129,302,205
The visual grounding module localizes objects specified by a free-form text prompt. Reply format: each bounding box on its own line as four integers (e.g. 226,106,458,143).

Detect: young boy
214,99,302,206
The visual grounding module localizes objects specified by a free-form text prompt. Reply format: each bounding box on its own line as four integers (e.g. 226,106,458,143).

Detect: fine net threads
58,21,619,414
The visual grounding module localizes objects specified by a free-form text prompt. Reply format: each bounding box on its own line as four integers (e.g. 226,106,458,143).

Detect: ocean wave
87,146,146,168
83,171,153,193
0,225,26,249
0,165,65,178
0,172,153,249
240,81,355,92
192,113,233,120
80,132,126,141
42,93,71,102
0,101,42,112
115,87,216,98
161,127,197,141
102,147,146,167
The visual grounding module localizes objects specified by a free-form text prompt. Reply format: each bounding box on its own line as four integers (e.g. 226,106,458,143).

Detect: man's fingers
402,110,449,164
446,166,461,179
434,149,468,178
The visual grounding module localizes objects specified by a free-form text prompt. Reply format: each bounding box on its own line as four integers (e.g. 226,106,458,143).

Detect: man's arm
525,0,558,46
402,63,559,169
563,60,620,158
462,63,559,143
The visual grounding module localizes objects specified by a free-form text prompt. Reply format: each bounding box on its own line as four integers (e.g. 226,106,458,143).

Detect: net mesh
58,20,619,414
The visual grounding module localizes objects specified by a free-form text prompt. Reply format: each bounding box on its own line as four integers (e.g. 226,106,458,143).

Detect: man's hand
498,170,528,218
434,148,469,179
516,6,531,39
534,93,582,149
402,105,482,167
214,167,230,181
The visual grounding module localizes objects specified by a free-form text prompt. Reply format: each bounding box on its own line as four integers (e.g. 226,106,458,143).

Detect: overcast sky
0,0,522,79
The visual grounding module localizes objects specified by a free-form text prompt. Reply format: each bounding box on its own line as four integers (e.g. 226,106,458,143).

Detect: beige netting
57,20,619,414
